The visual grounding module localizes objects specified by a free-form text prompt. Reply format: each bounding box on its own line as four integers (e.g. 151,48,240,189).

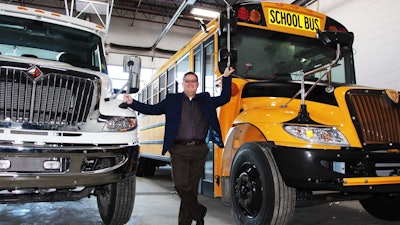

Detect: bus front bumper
272,146,400,193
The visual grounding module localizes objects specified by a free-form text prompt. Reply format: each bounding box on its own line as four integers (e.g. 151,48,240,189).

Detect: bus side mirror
218,49,237,74
218,9,237,35
317,30,354,50
123,55,141,94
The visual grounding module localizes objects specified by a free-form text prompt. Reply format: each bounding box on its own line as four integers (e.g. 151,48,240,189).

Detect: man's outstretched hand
123,94,133,105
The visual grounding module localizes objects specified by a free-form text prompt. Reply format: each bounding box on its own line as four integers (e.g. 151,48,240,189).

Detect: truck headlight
105,117,137,131
283,125,349,146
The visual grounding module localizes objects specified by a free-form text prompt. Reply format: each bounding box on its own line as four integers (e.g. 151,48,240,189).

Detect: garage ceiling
112,0,236,27
2,0,308,69
3,0,236,27
3,0,303,29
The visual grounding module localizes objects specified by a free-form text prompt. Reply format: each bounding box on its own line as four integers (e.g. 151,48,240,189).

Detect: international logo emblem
385,89,399,104
26,65,43,78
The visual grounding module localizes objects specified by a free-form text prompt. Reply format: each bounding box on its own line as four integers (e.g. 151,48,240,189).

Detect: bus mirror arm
218,4,237,76
282,29,351,109
218,49,237,77
281,41,343,123
215,72,242,81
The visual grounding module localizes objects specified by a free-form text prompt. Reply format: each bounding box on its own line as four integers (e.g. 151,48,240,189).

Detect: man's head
182,72,199,98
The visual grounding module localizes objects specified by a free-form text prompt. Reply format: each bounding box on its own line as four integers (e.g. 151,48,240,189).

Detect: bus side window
159,73,166,101
167,66,175,94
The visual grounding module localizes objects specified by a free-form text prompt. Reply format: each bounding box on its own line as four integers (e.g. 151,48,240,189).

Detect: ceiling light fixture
190,8,219,18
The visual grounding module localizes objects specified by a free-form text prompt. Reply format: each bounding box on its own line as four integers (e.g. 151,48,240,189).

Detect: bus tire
136,158,156,177
230,142,295,225
360,194,400,221
144,159,156,176
96,175,136,225
136,157,146,177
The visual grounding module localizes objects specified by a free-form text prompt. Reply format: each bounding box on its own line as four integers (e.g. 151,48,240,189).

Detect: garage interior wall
105,17,198,71
307,0,400,90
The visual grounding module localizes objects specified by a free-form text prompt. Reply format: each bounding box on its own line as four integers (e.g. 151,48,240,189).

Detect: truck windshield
231,26,355,84
0,15,106,73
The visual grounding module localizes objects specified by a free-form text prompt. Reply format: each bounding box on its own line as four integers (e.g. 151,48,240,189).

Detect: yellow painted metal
137,114,165,155
343,176,400,186
261,2,326,38
228,86,364,149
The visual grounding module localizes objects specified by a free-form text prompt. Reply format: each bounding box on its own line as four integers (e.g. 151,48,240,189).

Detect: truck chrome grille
347,90,400,145
0,66,97,126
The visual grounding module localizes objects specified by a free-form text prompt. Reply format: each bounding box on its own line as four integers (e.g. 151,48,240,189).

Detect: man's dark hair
183,72,198,81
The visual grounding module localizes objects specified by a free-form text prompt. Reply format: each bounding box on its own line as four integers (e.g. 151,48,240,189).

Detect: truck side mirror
218,49,237,74
317,30,354,50
123,55,141,94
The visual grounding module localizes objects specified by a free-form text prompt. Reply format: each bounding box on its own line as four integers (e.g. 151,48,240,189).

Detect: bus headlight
283,125,349,146
105,117,137,131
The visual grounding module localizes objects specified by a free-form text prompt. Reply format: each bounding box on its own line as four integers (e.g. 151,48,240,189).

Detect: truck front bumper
0,144,139,189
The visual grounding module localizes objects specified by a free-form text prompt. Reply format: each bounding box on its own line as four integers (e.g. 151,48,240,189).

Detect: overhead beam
291,0,318,7
151,0,197,51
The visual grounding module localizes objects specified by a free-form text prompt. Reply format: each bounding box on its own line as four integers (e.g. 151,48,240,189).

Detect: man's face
183,74,199,97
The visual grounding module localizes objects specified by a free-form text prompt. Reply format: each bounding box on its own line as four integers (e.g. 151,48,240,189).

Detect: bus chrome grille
347,89,400,145
0,66,97,127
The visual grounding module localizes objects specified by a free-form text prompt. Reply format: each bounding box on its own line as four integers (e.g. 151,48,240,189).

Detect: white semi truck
0,4,140,225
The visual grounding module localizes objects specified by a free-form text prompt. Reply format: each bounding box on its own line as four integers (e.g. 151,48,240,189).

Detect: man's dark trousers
170,143,209,225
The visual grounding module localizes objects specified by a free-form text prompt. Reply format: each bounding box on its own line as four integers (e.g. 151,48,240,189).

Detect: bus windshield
0,15,106,73
231,26,355,84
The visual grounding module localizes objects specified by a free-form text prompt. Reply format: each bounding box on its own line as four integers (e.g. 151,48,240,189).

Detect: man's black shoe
196,207,207,225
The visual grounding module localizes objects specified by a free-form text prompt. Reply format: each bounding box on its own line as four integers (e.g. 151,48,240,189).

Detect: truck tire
360,194,400,221
96,175,136,225
230,142,295,225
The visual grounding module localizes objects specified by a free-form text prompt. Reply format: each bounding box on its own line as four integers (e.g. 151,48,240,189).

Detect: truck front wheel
96,175,136,225
230,142,295,225
360,194,400,221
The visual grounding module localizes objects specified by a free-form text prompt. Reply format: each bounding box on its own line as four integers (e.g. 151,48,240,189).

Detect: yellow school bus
136,2,400,224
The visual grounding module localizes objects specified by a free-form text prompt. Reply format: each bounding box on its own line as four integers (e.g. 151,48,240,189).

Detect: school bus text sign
265,7,323,38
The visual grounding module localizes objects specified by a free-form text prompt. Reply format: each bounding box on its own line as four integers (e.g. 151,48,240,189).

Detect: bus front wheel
230,142,295,225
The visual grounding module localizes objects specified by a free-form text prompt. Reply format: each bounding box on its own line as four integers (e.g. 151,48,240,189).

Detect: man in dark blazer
123,67,234,225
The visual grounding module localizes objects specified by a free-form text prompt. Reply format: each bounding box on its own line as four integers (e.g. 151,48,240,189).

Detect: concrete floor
0,166,398,225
